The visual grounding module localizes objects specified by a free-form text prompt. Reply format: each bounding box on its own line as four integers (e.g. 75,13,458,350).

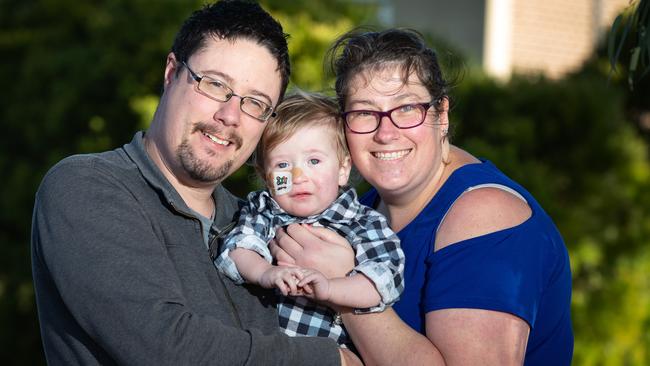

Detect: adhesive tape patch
270,171,292,196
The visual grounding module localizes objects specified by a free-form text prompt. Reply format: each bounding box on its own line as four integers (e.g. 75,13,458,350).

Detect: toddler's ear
338,156,352,187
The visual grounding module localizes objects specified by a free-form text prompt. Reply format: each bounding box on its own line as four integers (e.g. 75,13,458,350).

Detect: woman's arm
271,225,439,364
341,309,445,366
275,188,534,365
426,309,529,365
420,187,532,365
343,306,529,366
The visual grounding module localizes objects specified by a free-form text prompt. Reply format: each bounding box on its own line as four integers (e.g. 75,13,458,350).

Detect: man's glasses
182,61,276,122
342,100,441,134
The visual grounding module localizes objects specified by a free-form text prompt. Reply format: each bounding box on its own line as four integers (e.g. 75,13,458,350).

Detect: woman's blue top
360,160,573,365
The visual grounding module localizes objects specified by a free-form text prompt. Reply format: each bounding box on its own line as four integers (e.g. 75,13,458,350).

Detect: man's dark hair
171,0,290,101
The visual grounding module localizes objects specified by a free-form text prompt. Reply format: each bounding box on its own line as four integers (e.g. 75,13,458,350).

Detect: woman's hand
269,223,355,278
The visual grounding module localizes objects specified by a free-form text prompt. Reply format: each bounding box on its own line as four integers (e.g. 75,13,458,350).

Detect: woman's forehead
347,66,428,101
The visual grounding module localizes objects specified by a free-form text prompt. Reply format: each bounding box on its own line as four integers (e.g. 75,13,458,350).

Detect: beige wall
383,0,630,78
509,0,628,78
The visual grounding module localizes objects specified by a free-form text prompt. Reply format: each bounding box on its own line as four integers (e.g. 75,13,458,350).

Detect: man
31,1,358,364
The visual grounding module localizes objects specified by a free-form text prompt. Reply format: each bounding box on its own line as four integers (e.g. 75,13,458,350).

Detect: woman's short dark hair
171,0,290,100
327,28,449,112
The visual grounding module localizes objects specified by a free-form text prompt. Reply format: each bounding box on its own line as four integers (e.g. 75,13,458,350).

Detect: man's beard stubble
177,139,233,183
176,123,243,183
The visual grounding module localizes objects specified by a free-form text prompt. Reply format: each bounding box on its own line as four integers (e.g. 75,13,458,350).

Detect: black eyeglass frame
342,100,443,134
181,61,276,121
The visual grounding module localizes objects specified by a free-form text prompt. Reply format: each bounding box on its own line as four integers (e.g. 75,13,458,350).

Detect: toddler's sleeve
214,201,274,284
348,211,405,313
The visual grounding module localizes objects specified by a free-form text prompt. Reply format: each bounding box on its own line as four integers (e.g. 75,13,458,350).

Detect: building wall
383,0,630,79
509,0,628,78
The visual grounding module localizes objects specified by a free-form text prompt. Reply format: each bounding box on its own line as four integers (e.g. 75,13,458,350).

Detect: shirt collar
252,187,360,224
122,131,237,222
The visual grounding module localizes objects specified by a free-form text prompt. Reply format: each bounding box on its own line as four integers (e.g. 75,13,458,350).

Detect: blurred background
1,0,648,364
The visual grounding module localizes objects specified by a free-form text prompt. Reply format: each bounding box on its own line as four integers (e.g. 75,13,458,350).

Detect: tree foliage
608,0,650,88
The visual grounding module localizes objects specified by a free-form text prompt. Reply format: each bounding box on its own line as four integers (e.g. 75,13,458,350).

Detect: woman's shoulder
435,184,533,252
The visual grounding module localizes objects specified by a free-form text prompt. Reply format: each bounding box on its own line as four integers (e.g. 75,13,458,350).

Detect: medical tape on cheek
270,171,292,196
269,167,303,196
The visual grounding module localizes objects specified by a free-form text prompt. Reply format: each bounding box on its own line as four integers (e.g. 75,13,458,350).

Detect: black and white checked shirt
215,188,404,346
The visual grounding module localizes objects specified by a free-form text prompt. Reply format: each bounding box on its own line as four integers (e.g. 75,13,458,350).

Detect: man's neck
143,135,217,218
177,185,216,219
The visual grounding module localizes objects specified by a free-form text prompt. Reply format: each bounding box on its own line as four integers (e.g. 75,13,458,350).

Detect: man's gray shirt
31,132,340,365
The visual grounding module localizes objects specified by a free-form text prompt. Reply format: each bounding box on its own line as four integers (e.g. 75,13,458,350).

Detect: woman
272,28,573,365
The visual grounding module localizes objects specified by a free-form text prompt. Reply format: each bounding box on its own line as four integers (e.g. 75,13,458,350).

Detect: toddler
215,92,404,346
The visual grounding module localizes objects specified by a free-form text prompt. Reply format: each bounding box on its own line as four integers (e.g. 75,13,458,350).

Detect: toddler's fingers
301,283,314,295
291,268,305,280
276,282,289,296
298,273,319,287
285,275,299,294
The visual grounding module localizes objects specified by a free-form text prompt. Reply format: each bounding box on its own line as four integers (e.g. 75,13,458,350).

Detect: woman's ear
338,156,352,187
436,97,450,129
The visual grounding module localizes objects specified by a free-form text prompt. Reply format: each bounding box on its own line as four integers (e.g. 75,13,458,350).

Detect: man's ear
163,53,179,88
338,156,352,187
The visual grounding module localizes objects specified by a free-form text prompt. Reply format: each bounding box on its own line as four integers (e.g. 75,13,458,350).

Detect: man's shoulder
38,149,135,194
49,149,129,173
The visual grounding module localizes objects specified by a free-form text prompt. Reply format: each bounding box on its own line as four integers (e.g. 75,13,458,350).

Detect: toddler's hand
297,268,331,302
259,266,304,296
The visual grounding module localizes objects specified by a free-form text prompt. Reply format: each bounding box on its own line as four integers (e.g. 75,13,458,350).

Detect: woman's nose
373,115,400,143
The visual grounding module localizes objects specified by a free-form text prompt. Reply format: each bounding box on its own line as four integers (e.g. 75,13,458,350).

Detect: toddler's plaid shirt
215,188,404,346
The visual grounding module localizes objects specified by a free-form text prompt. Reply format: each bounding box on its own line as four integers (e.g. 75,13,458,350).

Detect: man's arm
32,159,342,365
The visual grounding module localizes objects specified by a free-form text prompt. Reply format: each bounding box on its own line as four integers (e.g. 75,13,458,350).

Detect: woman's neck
378,146,477,232
378,164,447,233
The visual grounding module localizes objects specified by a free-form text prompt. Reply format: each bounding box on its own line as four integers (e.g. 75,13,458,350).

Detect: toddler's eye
308,158,320,165
277,162,289,169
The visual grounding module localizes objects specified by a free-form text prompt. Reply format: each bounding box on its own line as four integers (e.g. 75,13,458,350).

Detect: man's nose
213,96,242,127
